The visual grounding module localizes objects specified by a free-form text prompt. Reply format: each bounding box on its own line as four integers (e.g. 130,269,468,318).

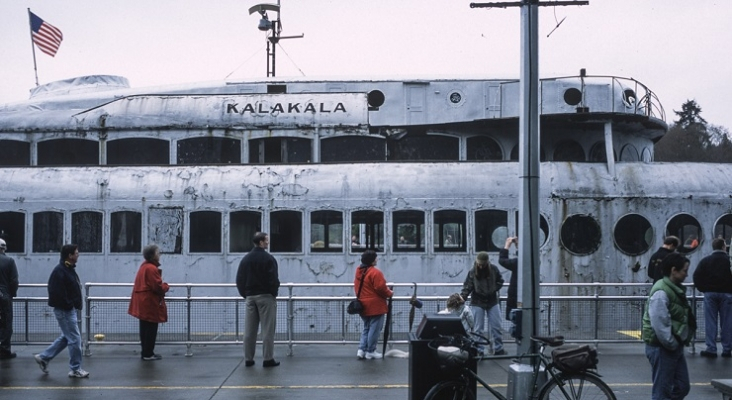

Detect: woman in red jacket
354,250,393,360
128,244,169,361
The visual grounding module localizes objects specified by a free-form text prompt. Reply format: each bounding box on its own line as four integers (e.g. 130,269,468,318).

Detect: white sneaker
34,354,48,373
357,349,365,359
365,351,382,359
68,369,90,378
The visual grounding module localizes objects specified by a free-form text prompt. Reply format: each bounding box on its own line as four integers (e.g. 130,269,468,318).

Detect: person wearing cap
0,238,19,359
461,251,506,355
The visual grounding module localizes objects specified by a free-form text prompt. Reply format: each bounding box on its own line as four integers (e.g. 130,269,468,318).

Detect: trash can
408,314,477,400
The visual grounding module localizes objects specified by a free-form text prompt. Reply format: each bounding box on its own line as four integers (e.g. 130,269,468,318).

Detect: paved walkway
0,342,726,399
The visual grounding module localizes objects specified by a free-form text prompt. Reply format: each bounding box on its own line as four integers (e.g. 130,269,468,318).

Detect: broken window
108,138,170,165
177,137,241,165
189,211,222,253
393,210,425,252
37,138,99,166
230,210,262,253
351,210,384,252
270,210,302,252
249,137,311,163
552,140,585,162
387,134,459,161
110,211,142,253
515,213,550,248
613,213,652,256
0,211,25,253
475,210,508,252
148,207,183,254
310,210,343,252
667,213,702,254
33,211,63,253
321,136,386,162
466,136,503,161
72,211,103,253
0,140,30,166
560,214,601,255
434,210,466,252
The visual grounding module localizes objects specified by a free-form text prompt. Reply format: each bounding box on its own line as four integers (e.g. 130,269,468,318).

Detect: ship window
613,213,652,256
589,141,617,162
190,211,222,253
148,207,183,254
667,213,702,254
387,134,459,161
249,137,311,163
553,140,585,162
466,137,503,161
514,213,550,247
510,145,546,161
0,211,25,253
111,211,142,253
38,139,99,166
230,211,262,253
270,210,302,252
475,210,508,252
0,140,30,166
177,137,241,165
642,148,652,163
393,210,425,252
33,211,63,253
351,210,384,252
311,211,343,253
619,144,639,162
714,214,732,247
564,88,582,106
72,211,103,253
108,138,170,165
560,214,601,255
267,85,287,94
321,136,386,162
434,210,466,252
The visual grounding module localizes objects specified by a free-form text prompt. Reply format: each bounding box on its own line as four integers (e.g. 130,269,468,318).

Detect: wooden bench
712,379,732,399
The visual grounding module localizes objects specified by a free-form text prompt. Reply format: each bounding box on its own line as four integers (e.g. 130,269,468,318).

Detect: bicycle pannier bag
347,299,364,315
552,345,598,373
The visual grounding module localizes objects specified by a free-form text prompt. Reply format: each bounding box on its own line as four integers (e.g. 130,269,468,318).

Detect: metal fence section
9,282,704,356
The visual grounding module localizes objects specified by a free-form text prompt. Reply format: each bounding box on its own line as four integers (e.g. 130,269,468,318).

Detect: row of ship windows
0,209,729,257
0,136,649,166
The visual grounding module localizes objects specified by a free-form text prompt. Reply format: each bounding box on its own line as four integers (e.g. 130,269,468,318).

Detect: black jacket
236,247,280,298
460,262,504,310
648,247,674,282
0,253,19,298
498,248,518,319
693,250,732,294
47,261,83,310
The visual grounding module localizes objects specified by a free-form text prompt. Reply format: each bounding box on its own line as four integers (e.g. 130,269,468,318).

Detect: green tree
673,99,707,130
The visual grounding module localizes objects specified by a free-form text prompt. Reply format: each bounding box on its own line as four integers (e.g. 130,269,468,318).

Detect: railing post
594,283,600,341
84,283,91,356
287,285,294,356
185,285,193,357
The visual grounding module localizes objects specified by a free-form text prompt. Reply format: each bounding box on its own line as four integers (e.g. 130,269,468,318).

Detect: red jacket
128,261,169,323
354,266,393,316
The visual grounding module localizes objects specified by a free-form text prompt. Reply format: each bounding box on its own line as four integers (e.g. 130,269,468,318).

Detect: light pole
248,2,303,77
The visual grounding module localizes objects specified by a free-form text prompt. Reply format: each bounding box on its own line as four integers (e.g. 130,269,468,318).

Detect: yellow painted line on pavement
618,330,641,339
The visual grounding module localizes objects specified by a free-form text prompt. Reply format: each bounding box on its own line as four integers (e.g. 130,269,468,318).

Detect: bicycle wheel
423,380,476,400
537,373,616,400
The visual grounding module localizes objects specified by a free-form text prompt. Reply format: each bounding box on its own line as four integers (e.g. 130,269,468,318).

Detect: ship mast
248,1,304,77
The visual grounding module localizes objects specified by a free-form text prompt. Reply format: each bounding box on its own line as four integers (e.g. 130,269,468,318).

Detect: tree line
654,100,732,162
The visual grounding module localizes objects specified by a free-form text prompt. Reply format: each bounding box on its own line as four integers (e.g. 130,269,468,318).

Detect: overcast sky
2,1,730,129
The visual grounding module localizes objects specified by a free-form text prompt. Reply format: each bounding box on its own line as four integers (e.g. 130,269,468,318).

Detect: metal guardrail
9,282,704,356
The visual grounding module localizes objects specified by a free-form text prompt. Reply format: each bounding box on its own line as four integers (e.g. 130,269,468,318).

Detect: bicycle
423,334,616,400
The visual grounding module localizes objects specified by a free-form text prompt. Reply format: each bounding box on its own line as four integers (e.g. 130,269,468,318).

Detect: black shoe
493,349,507,356
722,352,731,358
263,359,280,368
245,360,255,367
0,352,16,359
700,350,717,358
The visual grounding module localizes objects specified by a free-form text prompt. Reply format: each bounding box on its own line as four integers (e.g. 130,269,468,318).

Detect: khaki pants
244,294,277,361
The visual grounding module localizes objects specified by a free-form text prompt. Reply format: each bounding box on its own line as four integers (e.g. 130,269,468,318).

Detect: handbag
347,266,369,315
551,345,598,373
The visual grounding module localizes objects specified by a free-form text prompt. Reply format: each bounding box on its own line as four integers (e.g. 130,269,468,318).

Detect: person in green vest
642,252,696,400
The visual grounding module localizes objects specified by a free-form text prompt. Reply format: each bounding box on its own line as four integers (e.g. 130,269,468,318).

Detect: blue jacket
47,261,83,311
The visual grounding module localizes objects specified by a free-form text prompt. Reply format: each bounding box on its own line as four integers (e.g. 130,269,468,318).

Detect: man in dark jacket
461,252,505,355
692,237,732,358
34,244,89,378
0,239,19,359
648,236,679,282
236,232,280,367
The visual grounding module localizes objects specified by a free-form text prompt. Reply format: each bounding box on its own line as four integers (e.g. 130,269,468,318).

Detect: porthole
666,213,701,254
563,88,582,106
560,214,601,255
447,90,465,107
613,214,653,256
713,214,732,247
367,90,385,108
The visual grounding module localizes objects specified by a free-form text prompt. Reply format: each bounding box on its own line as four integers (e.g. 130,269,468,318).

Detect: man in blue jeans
693,237,732,358
34,244,89,378
461,252,505,355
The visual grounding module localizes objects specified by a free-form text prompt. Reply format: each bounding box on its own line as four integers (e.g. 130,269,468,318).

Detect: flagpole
27,8,39,86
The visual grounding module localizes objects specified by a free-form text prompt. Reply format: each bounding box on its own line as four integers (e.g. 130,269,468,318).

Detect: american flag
29,11,63,57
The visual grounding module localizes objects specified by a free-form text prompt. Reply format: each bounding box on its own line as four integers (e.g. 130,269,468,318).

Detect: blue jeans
703,292,732,353
471,305,503,353
359,314,385,353
645,344,690,400
38,308,83,371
